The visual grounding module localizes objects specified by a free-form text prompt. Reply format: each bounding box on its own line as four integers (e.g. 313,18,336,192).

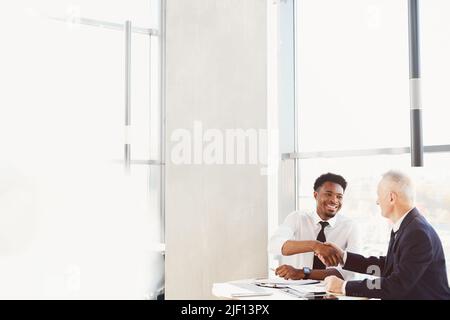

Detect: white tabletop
212,278,367,300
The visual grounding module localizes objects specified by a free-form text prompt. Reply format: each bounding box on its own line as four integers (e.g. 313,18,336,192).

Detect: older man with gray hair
323,170,450,299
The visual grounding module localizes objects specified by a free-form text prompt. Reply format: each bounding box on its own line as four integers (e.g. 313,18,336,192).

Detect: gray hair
381,170,416,203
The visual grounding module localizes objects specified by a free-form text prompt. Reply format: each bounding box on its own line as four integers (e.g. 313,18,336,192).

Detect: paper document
288,284,327,293
229,283,273,297
255,278,319,286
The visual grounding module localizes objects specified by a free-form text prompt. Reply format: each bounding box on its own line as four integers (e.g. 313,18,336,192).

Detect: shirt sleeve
336,222,363,280
342,281,347,295
268,212,298,255
332,264,355,281
345,221,362,254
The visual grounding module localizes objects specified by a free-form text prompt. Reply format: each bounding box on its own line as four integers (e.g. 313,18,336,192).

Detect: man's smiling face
314,181,344,220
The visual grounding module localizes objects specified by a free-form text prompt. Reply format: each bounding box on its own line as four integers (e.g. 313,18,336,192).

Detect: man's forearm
310,268,344,280
343,252,384,275
281,240,320,256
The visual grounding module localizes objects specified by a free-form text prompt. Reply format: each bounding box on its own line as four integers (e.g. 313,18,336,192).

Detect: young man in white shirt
268,173,361,281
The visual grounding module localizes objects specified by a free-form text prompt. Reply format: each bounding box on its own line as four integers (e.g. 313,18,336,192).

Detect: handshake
314,242,344,267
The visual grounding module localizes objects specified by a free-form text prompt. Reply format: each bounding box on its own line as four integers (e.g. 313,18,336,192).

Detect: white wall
165,0,268,299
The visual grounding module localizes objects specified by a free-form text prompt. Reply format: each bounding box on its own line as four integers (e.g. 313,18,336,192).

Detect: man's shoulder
335,213,356,227
282,211,316,225
402,209,433,232
331,214,358,235
404,212,438,240
284,211,356,229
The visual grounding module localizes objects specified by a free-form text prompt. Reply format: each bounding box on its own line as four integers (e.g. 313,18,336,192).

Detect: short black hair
313,173,347,192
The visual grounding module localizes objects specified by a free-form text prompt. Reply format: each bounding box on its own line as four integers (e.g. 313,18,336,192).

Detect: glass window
421,0,450,145
296,0,410,152
294,1,450,280
0,0,162,299
24,0,155,29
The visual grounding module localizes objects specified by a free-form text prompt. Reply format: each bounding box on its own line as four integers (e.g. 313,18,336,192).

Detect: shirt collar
311,211,337,228
392,208,414,233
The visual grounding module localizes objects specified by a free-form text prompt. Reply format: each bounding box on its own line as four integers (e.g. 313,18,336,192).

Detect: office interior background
0,0,449,299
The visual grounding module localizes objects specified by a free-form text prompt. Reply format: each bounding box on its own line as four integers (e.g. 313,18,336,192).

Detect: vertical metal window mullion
408,0,424,167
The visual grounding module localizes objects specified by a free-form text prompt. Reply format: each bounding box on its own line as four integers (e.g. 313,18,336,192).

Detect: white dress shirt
268,210,361,280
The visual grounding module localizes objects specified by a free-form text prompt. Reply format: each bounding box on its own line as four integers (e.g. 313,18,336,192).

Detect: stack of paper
229,283,273,297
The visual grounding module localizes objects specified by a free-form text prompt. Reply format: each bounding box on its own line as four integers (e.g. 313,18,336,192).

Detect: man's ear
314,191,318,200
389,192,398,203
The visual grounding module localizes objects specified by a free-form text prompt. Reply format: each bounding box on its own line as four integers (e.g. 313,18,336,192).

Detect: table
212,278,367,300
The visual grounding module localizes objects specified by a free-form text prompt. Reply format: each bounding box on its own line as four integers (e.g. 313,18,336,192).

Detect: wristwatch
302,267,312,280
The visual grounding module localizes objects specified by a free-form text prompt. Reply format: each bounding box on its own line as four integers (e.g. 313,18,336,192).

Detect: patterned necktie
313,221,329,270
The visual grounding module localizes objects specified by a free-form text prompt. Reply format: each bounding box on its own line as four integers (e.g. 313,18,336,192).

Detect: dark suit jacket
344,208,450,299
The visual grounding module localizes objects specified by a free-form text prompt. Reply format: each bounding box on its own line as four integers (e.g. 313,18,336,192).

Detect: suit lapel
383,208,420,276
